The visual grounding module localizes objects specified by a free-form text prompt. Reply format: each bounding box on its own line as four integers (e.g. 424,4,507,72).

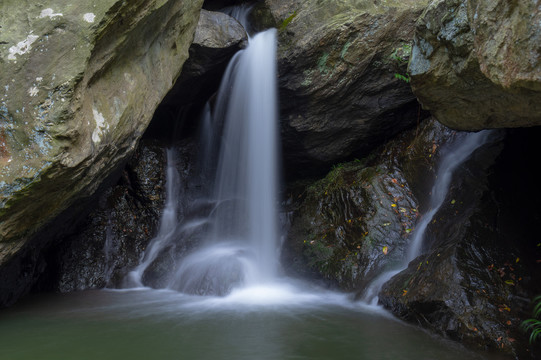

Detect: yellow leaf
515,257,520,263
451,199,456,204
382,246,389,255
402,289,408,296
391,204,397,207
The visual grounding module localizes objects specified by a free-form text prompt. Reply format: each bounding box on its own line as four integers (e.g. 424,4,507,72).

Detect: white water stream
362,130,492,304
126,12,280,295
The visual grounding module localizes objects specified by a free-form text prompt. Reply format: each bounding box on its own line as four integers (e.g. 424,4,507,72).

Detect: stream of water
362,130,492,304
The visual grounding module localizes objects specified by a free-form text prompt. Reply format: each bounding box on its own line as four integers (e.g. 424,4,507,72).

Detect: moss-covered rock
0,0,204,306
282,119,455,291
409,0,541,130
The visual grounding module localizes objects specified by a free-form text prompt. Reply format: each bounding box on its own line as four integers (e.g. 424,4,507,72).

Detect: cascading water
126,10,280,295
168,28,280,294
125,148,180,287
363,130,492,305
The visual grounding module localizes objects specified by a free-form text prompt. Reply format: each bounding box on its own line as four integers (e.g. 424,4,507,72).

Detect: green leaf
279,11,298,31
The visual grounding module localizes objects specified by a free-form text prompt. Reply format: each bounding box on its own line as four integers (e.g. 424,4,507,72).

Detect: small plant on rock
522,295,541,344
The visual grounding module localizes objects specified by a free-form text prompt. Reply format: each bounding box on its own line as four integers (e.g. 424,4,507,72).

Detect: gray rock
409,0,541,130
259,0,430,175
0,0,204,307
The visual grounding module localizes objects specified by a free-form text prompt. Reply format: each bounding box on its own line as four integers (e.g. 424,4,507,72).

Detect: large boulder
378,127,541,358
259,0,430,175
13,7,248,296
409,0,541,130
0,0,204,306
282,119,452,291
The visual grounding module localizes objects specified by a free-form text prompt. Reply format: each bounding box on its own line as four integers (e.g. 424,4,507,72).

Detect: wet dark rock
379,128,541,359
203,0,253,11
258,0,430,177
282,119,453,290
43,140,167,291
137,140,214,289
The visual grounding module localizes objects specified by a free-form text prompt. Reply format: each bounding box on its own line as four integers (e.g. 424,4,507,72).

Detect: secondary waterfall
125,148,180,287
363,130,492,304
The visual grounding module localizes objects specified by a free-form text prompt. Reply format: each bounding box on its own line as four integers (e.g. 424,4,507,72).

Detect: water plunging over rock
129,25,280,295
362,129,493,304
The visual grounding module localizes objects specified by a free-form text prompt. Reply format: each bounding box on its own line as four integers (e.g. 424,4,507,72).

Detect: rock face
259,0,430,175
409,0,541,130
282,119,451,291
0,0,204,306
146,9,248,138
41,140,167,292
379,128,541,358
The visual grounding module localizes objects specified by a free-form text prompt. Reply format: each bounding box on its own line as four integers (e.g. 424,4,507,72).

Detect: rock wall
260,0,430,176
283,119,452,290
379,127,541,358
409,0,541,130
0,0,204,306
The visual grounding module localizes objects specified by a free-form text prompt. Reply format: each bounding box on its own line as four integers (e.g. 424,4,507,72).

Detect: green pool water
0,284,504,360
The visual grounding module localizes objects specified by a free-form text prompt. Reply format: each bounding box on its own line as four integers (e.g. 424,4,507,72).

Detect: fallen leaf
382,246,389,255
402,289,408,296
391,178,398,184
451,199,456,204
391,204,397,208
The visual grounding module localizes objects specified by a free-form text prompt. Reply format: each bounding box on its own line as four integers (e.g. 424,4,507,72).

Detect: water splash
169,28,280,293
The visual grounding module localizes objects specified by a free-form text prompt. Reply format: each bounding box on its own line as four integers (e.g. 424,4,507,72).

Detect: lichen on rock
0,0,204,307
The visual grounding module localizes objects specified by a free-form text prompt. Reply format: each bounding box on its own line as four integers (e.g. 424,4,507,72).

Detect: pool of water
0,282,501,360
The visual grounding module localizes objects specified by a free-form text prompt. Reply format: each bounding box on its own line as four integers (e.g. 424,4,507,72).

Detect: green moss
318,52,331,74
340,40,352,59
279,10,298,31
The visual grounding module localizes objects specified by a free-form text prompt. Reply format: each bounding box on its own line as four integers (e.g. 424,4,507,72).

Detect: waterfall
363,130,492,305
125,148,180,287
168,28,280,294
125,17,280,294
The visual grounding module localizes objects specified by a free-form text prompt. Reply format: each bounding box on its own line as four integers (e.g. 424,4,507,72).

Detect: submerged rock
0,0,204,306
379,128,541,358
409,0,541,130
258,0,430,175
